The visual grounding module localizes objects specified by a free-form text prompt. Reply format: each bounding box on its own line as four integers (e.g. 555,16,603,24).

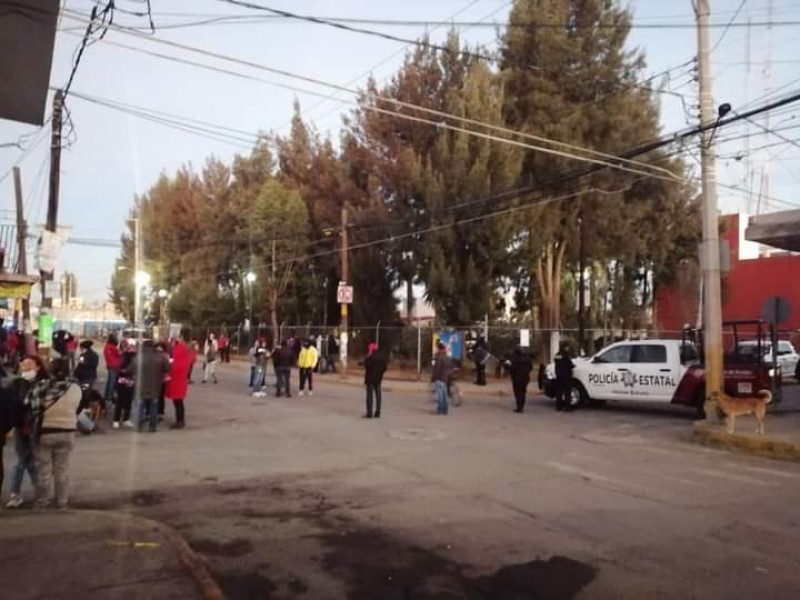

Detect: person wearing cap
74,339,99,390
431,342,453,415
297,339,319,396
362,342,388,418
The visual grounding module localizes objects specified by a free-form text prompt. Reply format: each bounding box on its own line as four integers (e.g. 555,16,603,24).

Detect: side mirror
591,356,602,364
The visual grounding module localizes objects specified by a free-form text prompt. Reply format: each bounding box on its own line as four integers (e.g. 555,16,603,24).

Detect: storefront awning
745,209,800,252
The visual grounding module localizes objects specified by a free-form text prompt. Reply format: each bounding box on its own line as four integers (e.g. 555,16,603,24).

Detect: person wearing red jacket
165,338,191,429
103,334,122,403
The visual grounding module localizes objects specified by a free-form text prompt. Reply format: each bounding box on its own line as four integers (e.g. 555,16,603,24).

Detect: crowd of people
0,328,217,511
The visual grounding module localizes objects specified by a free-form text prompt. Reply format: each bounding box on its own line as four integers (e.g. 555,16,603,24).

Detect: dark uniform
507,349,533,413
554,351,576,412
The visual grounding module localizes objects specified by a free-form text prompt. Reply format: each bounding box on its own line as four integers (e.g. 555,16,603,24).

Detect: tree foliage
111,1,699,344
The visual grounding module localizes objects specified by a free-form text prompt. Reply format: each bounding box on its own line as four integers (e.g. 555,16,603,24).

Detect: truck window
679,343,700,365
595,345,632,364
631,344,667,363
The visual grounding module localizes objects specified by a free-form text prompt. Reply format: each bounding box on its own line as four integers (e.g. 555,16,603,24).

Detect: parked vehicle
543,320,782,416
734,339,799,380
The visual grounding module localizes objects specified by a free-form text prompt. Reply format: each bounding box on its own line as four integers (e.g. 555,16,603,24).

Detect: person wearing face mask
2,356,46,507
297,339,319,396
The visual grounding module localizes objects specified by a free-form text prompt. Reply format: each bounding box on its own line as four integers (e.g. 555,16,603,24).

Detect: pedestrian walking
431,342,453,415
274,340,294,398
187,340,198,383
251,342,269,398
29,358,81,509
112,343,136,429
554,345,576,412
505,348,533,413
136,340,171,432
297,339,319,396
219,334,231,363
326,333,339,373
362,342,388,419
2,356,46,507
472,337,489,386
74,340,99,390
155,342,169,420
165,338,190,429
103,334,122,405
202,334,219,384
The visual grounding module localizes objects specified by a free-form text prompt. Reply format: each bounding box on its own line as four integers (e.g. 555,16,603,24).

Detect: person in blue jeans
430,342,453,415
3,356,47,507
135,340,171,432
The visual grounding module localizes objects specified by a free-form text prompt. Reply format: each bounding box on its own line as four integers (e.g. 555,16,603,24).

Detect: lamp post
134,270,151,328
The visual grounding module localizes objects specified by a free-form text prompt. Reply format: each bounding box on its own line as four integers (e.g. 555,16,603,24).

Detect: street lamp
245,271,256,344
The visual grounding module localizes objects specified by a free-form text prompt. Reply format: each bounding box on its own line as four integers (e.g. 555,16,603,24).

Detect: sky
1,0,799,304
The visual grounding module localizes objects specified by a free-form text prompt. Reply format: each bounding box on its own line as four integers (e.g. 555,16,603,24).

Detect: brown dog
710,389,773,435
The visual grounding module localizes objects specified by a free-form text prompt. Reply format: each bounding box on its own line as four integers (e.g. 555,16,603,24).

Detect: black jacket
273,347,295,369
507,354,533,384
363,352,388,385
554,353,575,382
74,349,99,383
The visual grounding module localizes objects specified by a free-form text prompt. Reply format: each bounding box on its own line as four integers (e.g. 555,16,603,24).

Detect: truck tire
570,380,591,408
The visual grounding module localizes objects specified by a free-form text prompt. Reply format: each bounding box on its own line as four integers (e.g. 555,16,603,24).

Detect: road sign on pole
337,284,354,304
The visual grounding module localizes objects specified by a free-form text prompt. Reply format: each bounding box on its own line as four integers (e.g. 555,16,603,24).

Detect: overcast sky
1,0,798,303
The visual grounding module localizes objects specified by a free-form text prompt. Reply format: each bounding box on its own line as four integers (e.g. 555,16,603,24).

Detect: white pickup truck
544,337,781,414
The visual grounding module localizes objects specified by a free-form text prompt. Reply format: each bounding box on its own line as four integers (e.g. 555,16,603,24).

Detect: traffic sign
761,296,791,325
337,284,354,304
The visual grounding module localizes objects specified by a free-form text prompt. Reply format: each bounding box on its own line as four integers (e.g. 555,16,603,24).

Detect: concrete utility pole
41,88,63,311
340,207,349,378
696,0,724,419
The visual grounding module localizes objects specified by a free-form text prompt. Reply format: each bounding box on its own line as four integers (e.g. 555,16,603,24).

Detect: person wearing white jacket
203,334,219,384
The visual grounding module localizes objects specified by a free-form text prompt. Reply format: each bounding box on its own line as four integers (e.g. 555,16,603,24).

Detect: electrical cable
710,0,748,53
59,10,680,181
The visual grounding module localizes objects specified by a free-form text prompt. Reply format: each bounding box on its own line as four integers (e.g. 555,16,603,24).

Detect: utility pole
340,207,349,378
41,88,63,311
13,167,36,355
696,0,724,420
577,210,586,355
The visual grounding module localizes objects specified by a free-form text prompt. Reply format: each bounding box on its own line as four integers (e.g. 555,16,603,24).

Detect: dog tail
758,389,773,404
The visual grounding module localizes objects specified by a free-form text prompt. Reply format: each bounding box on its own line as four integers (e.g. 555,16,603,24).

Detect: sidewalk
692,401,800,462
0,509,222,600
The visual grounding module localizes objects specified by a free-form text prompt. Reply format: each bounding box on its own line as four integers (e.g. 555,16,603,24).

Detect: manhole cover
388,428,447,442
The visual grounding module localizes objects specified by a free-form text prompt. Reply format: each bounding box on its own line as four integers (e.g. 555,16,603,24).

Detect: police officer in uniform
554,344,576,412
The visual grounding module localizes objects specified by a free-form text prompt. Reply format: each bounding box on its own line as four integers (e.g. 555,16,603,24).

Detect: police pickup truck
542,338,778,415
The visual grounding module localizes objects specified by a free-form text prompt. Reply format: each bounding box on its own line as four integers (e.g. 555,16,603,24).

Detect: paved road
4,365,800,599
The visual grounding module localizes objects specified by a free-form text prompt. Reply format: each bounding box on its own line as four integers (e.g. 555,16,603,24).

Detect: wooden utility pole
340,207,349,378
41,88,64,311
13,167,36,355
696,0,724,419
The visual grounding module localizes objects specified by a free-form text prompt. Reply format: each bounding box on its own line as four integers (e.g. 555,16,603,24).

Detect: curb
691,422,800,462
83,510,226,600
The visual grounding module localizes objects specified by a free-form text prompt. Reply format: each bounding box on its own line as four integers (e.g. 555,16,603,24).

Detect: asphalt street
4,364,800,599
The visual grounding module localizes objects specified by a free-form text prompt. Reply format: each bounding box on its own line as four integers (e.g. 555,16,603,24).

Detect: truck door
586,343,633,400
629,343,677,403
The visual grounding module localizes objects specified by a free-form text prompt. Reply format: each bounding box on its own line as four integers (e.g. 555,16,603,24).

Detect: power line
59,10,678,182
710,0,749,53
